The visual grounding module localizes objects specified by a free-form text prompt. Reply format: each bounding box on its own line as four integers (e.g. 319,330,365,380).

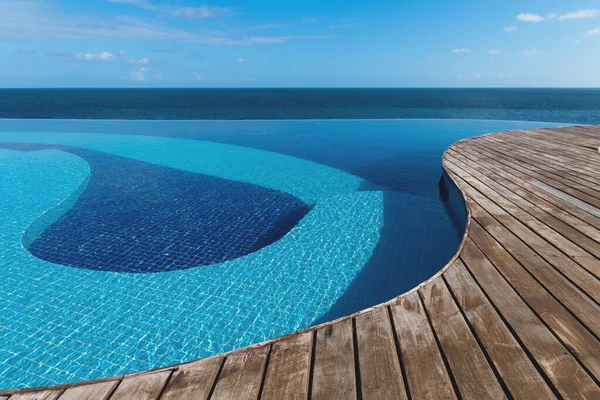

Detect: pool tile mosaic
4,143,310,273
0,119,563,389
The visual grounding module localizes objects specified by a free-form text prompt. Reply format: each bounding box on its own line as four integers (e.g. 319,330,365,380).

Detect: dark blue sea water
1,88,600,123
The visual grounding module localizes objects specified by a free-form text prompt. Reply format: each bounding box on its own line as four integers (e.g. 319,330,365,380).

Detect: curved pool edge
0,128,476,394
2,124,600,398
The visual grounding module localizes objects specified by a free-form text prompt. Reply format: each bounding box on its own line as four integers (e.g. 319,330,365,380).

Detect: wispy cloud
585,28,600,36
520,49,545,56
558,9,600,20
237,57,246,64
504,26,518,32
75,51,117,61
517,9,600,23
108,0,234,19
131,66,150,81
129,57,151,65
452,48,472,54
488,49,500,54
0,1,325,45
517,13,544,22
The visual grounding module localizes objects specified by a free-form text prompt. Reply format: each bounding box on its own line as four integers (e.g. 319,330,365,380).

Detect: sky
1,0,599,87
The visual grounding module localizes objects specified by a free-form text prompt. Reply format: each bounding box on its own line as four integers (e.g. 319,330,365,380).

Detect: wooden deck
2,125,600,399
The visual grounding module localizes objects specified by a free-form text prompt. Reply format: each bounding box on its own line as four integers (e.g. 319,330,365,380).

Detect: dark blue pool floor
2,143,311,273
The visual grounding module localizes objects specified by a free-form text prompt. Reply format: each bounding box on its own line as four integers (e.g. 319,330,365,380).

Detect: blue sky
1,0,599,87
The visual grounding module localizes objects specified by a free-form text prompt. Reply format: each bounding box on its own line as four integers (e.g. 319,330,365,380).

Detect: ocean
1,88,600,123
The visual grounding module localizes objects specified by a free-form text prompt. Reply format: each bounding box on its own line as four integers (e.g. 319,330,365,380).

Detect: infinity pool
0,119,561,388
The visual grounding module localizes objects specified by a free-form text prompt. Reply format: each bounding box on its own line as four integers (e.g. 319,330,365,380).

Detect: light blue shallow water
0,119,562,388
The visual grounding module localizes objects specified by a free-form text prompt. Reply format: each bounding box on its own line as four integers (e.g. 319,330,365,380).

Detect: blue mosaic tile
2,143,311,273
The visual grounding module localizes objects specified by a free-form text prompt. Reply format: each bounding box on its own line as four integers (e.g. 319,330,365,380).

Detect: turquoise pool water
0,119,561,388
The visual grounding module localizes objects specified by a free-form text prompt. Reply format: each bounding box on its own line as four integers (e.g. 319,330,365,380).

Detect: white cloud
0,0,324,45
520,49,546,56
237,57,246,64
452,48,472,54
517,13,544,22
118,50,127,56
504,26,518,32
585,28,600,36
474,73,481,80
516,9,600,24
488,49,500,54
129,57,151,65
75,51,116,61
131,66,150,81
558,9,600,20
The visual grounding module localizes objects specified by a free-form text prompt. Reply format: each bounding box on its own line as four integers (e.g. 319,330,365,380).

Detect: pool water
0,119,561,388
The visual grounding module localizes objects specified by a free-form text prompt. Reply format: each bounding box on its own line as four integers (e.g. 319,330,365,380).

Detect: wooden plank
450,143,600,229
444,260,557,399
109,370,171,400
485,135,600,185
484,138,600,196
446,151,600,278
484,133,600,182
460,237,600,399
312,318,356,400
389,291,456,399
419,272,506,399
161,356,223,400
447,160,600,306
261,332,312,400
57,381,118,400
7,391,62,400
467,218,600,382
449,145,600,239
468,140,600,207
354,306,407,400
448,169,600,338
473,134,600,196
210,346,269,400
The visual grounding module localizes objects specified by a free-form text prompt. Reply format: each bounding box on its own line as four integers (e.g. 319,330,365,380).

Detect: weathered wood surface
3,126,600,399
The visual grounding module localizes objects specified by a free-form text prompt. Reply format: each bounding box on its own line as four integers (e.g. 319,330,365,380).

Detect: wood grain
57,381,118,400
210,346,269,400
311,318,357,400
161,356,223,400
109,370,171,400
261,332,312,400
355,307,407,400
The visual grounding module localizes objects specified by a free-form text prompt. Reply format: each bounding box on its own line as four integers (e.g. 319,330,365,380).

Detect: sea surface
0,88,600,123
